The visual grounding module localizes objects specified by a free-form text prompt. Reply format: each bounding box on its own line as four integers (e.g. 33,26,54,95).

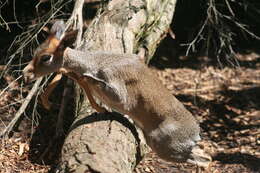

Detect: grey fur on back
63,48,201,162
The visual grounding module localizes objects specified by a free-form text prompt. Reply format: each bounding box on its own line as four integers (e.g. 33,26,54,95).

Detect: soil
0,50,259,173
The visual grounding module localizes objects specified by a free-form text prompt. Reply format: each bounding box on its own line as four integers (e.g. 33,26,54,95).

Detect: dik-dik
23,21,210,165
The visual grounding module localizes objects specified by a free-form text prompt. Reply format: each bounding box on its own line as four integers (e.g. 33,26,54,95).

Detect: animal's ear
49,20,78,48
50,20,66,40
59,30,78,48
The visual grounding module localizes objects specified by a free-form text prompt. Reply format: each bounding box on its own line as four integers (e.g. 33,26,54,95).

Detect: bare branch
65,0,84,48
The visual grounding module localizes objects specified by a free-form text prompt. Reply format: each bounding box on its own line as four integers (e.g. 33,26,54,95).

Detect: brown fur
61,48,202,162
22,20,211,165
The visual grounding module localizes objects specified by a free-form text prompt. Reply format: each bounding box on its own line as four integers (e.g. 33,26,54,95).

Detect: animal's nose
23,65,35,83
23,73,35,83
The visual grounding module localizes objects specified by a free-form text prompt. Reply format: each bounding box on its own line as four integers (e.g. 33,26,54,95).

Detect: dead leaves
0,138,50,173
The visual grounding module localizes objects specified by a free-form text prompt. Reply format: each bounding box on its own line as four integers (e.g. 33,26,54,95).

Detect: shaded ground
0,50,259,173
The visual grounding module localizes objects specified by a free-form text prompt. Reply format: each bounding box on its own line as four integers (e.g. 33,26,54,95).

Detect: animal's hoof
187,145,212,168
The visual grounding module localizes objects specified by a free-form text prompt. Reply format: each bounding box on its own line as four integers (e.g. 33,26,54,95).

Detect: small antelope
23,21,211,165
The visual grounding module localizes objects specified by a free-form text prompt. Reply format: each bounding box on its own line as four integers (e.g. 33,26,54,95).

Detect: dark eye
41,55,52,63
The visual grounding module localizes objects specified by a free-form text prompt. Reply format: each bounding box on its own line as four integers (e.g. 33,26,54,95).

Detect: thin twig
168,28,176,40
0,75,23,97
182,18,208,56
0,78,43,138
224,0,235,17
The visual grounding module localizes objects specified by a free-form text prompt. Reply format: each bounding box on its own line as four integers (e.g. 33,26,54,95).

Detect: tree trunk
57,0,177,172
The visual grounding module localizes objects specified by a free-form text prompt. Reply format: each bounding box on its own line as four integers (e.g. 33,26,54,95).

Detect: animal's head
23,20,77,82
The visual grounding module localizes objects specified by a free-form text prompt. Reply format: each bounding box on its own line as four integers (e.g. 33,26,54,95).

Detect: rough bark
58,0,177,172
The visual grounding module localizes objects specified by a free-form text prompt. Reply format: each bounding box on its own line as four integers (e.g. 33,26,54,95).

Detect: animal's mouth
23,72,37,83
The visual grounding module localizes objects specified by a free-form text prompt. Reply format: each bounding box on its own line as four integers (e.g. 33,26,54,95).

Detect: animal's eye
41,55,52,63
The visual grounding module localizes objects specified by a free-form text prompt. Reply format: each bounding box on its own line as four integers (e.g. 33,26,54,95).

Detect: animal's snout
23,64,36,83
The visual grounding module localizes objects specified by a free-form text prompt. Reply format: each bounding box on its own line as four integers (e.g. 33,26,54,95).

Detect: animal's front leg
77,78,107,113
40,73,62,110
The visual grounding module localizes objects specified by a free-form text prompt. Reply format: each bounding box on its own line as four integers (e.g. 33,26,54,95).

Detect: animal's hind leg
40,73,62,110
77,78,107,113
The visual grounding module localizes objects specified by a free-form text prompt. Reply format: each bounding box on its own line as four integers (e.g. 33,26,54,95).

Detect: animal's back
83,51,198,132
65,49,198,129
92,55,201,162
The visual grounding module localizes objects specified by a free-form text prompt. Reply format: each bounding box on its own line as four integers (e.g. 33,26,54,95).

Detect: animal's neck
62,48,90,75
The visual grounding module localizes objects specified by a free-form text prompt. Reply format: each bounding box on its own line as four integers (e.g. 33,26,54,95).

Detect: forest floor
0,51,259,173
